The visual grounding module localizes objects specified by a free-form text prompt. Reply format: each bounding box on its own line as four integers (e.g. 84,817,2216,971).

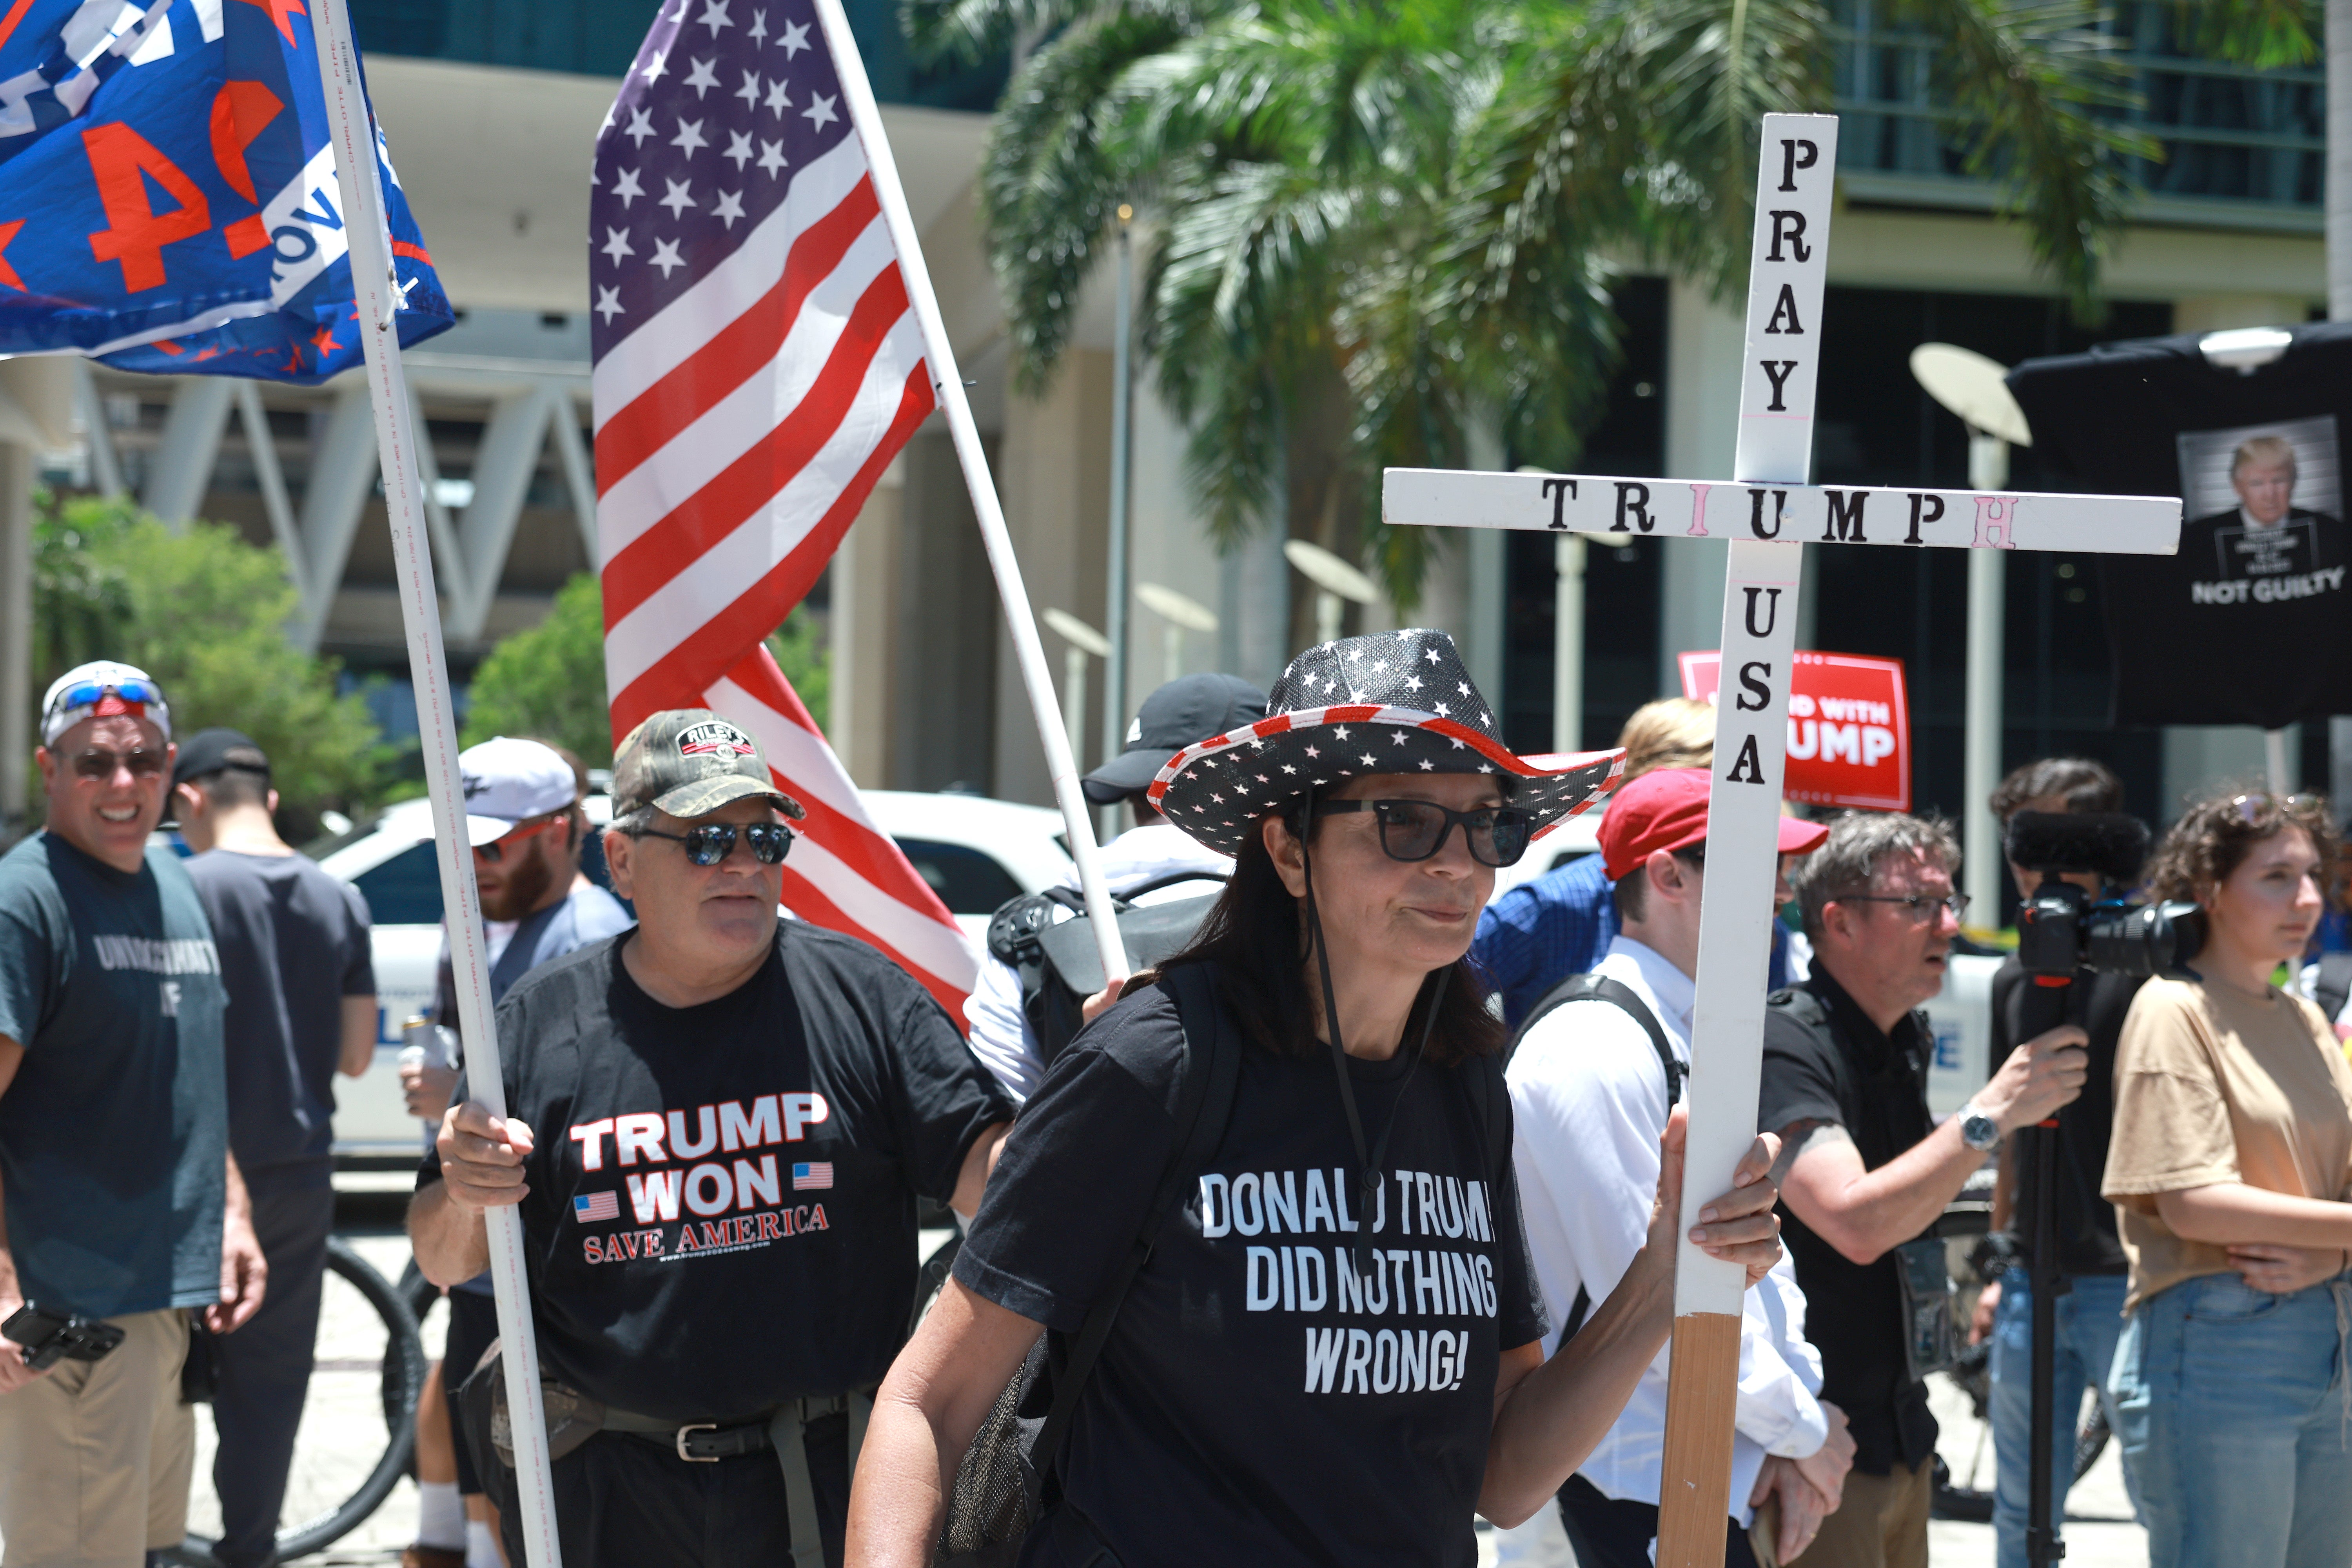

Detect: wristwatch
1958,1100,2002,1153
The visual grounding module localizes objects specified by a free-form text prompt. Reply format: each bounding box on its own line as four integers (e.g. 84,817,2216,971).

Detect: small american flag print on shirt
792,1161,833,1191
574,1191,621,1223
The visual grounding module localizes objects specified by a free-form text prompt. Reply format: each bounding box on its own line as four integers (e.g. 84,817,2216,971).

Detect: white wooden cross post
1383,113,2182,1567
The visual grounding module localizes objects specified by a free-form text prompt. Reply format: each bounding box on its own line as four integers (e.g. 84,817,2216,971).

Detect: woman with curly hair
2102,789,2352,1568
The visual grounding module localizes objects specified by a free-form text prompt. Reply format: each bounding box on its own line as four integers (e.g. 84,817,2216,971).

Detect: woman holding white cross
846,630,1786,1568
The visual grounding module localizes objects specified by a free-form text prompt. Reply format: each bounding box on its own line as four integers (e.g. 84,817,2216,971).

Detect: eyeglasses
1310,799,1532,868
1834,891,1970,924
627,821,792,867
2231,792,2327,823
473,815,568,863
50,678,163,715
69,747,166,782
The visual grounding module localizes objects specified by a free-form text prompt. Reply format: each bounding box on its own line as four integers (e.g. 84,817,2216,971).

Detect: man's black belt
602,1407,777,1462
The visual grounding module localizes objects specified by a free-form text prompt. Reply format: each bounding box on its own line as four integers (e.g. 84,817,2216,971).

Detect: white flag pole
809,0,1132,987
308,6,565,1565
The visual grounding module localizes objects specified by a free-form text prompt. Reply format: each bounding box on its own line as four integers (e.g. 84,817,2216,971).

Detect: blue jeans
1989,1269,2137,1568
2109,1269,2352,1568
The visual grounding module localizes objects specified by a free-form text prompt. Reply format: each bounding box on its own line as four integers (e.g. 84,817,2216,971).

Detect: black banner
2009,323,2352,730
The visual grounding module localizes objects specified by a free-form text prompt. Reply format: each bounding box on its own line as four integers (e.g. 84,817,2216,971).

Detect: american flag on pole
590,0,974,1016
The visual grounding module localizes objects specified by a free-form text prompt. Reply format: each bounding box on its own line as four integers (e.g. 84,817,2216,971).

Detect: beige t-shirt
2102,973,2352,1311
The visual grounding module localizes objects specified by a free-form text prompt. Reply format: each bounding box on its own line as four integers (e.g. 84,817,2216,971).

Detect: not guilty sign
1678,650,1911,812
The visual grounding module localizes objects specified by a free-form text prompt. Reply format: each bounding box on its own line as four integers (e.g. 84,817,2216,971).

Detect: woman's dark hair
1155,812,1506,1066
2143,789,2342,908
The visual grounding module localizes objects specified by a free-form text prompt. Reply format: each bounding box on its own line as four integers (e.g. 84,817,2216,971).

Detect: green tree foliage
915,0,2304,612
28,494,385,835
460,571,616,766
461,571,831,768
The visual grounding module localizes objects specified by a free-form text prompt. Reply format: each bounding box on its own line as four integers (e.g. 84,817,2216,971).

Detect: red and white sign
1678,650,1911,812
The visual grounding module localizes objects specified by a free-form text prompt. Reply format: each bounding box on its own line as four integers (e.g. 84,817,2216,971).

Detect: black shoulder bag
936,961,1240,1567
1505,971,1682,1342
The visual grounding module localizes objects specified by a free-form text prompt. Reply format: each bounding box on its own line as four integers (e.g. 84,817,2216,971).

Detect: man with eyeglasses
0,662,267,1567
1758,813,2088,1568
399,735,631,1568
408,710,1013,1568
1506,768,1847,1568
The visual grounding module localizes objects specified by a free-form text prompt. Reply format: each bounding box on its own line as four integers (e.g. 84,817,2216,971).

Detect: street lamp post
1136,581,1218,683
1910,343,2033,930
1103,205,1135,810
1281,537,1379,647
1043,607,1113,773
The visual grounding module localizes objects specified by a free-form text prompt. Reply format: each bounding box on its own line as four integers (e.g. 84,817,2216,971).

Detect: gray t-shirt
187,850,375,1171
0,834,228,1317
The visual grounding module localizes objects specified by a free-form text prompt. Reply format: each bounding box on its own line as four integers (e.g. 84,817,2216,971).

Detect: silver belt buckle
675,1422,719,1461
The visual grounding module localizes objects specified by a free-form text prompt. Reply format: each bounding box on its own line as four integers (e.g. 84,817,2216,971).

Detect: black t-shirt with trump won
416,923,1013,1422
953,976,1546,1568
1755,967,1938,1477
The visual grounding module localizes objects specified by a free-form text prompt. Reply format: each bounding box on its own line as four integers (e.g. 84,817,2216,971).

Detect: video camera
2008,811,2206,980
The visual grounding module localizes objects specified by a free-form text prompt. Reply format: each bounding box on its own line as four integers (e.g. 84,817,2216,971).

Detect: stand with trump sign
1679,650,1911,813
1383,114,2182,1566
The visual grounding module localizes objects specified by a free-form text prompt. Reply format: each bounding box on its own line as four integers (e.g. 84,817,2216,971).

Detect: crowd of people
1,647,2349,1568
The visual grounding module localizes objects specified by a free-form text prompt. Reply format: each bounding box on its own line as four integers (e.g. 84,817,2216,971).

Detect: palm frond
979,6,1196,392
1904,0,2156,314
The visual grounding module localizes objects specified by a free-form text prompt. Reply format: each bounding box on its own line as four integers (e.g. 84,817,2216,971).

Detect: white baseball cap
458,736,577,847
41,661,170,746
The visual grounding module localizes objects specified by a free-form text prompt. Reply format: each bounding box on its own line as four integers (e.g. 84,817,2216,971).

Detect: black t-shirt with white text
1755,967,1937,1476
416,923,1013,1421
953,976,1546,1568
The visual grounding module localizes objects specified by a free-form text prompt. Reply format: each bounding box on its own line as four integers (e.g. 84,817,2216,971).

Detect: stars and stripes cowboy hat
1148,629,1623,858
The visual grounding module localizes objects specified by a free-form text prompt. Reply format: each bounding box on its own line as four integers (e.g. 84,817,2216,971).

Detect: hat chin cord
1296,782,1449,1267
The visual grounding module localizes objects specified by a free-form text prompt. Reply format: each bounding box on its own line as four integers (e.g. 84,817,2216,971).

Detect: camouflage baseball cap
611,710,805,821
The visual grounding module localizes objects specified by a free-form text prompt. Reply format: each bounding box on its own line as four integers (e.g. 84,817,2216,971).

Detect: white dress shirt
964,821,1230,1101
1507,935,1829,1525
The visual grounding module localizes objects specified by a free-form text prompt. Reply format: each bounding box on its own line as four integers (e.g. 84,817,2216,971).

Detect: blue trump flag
0,0,451,383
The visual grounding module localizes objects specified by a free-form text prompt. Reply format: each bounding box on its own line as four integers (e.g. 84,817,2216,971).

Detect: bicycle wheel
181,1237,427,1563
2074,1402,2110,1483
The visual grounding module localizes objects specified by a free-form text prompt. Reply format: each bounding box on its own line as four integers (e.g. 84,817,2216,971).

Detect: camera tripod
2014,967,2090,1568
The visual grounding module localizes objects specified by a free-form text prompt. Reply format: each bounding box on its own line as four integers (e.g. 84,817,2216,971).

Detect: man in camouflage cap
608,710,808,824
408,709,1012,1568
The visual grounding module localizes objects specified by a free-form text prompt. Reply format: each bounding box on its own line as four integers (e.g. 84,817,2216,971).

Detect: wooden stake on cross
1382,112,2182,1566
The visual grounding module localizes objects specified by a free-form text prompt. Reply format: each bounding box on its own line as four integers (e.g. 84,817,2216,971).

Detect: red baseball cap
1598,767,1830,881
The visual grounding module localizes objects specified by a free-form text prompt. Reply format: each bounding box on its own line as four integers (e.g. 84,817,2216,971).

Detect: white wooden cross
1383,114,2181,1566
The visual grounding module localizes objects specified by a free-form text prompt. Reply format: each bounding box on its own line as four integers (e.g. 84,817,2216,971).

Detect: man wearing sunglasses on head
0,662,267,1568
408,710,1014,1568
1758,812,2089,1568
400,735,632,1568
1506,768,1847,1568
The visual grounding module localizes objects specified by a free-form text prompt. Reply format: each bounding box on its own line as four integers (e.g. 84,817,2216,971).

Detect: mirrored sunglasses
629,821,792,867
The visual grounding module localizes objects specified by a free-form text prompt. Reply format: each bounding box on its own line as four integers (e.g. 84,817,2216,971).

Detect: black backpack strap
1508,972,1682,1109
1512,972,1677,1346
1029,964,1239,1474
2317,951,2352,1025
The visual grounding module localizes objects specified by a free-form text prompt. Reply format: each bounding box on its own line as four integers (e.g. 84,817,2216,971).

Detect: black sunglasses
628,821,793,867
1310,798,1532,868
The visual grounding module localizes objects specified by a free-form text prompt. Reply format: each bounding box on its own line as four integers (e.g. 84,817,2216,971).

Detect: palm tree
909,0,2294,614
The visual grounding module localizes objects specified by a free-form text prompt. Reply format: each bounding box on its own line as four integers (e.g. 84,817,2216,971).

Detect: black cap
1082,673,1269,805
172,728,269,791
